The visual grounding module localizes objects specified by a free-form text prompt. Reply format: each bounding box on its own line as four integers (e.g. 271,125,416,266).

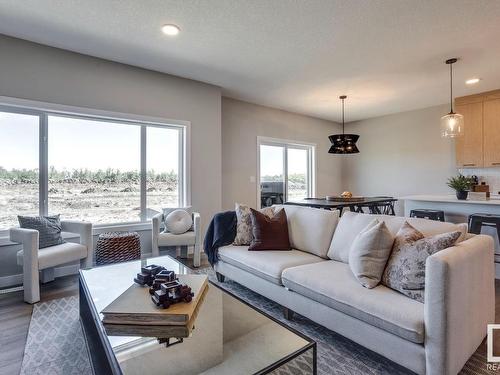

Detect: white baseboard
0,263,81,289
0,273,23,288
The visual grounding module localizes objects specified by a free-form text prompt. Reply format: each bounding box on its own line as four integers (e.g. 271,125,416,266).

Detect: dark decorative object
96,231,141,265
134,266,194,309
157,337,184,347
151,281,193,309
134,265,165,286
446,174,473,200
328,95,360,154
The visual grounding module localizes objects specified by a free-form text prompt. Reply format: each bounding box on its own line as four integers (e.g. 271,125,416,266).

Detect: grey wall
341,104,458,213
0,35,222,281
221,97,342,210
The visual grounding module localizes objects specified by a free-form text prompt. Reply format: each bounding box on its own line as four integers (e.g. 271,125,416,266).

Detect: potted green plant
447,174,473,200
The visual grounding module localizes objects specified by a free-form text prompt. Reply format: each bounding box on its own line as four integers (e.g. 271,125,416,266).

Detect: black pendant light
328,95,359,154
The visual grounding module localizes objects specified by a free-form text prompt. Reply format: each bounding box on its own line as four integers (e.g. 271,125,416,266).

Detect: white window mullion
40,114,48,216
283,145,288,203
140,126,147,221
178,128,184,206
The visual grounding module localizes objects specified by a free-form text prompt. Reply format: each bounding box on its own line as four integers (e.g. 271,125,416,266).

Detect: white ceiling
0,0,499,122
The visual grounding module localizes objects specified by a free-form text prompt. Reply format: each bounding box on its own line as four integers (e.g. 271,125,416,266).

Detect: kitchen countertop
400,194,500,206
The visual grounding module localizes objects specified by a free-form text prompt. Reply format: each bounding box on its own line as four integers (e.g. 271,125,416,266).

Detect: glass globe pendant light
441,58,464,138
328,95,359,154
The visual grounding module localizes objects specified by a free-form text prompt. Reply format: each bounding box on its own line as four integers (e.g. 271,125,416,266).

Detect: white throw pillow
165,209,193,234
348,219,395,289
283,205,339,258
328,211,468,263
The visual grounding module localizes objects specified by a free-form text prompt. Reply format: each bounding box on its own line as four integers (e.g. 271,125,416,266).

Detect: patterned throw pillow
233,203,275,245
18,214,65,249
382,221,460,302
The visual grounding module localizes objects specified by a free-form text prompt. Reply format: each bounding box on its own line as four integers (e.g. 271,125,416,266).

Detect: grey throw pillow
18,214,65,249
233,203,275,245
382,221,461,303
349,219,395,289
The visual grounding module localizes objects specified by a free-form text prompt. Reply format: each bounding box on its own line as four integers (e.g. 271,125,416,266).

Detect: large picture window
0,103,188,232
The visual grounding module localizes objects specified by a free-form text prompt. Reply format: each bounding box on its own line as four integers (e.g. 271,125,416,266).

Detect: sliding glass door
259,138,315,208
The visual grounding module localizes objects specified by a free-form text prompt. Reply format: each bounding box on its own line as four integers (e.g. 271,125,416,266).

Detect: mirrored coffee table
79,255,316,374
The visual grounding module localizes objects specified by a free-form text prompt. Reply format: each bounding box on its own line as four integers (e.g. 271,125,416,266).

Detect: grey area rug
20,271,493,375
20,296,92,375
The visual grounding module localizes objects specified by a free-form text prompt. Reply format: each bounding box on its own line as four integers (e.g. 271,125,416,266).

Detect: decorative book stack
101,274,208,338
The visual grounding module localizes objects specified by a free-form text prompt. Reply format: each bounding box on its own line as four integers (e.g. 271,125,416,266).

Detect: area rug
20,296,92,375
20,272,493,375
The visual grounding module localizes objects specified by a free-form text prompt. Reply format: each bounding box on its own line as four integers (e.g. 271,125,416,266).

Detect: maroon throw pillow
248,208,291,251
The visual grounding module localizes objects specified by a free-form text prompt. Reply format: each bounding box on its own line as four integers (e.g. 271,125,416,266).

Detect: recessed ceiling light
162,24,180,36
465,78,481,85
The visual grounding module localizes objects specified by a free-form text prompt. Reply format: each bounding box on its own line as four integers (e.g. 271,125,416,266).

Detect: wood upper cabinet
455,89,500,168
455,101,483,168
483,98,500,167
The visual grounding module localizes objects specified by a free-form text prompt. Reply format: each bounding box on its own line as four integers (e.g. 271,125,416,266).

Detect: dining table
284,196,397,216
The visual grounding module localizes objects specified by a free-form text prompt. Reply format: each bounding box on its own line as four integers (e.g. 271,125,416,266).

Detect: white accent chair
10,220,93,304
152,210,202,267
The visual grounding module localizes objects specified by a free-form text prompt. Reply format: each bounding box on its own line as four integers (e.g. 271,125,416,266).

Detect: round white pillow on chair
165,209,193,234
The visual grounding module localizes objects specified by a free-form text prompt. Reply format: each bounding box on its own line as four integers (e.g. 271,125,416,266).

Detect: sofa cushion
348,219,395,289
18,214,65,249
382,223,461,303
282,261,425,343
158,231,196,246
328,211,467,263
283,205,339,258
233,203,276,245
165,209,193,234
249,208,290,251
17,242,87,270
218,245,324,285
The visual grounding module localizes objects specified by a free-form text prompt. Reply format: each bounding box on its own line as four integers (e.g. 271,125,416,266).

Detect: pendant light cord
342,97,345,134
450,62,453,113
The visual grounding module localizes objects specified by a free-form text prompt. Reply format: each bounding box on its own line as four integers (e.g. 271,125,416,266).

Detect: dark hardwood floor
1,276,499,375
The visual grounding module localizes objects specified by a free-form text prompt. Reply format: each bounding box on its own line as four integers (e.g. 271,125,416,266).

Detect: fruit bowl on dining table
325,192,364,202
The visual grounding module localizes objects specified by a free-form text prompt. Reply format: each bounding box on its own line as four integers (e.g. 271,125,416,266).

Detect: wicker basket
95,231,141,265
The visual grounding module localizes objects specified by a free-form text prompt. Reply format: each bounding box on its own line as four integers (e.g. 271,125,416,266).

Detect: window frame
257,136,316,208
0,96,190,235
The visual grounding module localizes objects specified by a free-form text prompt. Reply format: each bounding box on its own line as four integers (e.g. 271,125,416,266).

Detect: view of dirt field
0,168,178,228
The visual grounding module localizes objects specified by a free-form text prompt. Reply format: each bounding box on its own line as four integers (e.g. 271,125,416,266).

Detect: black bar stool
468,214,500,238
409,209,445,222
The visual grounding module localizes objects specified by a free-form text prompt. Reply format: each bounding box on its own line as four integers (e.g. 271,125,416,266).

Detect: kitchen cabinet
484,98,500,167
455,89,500,168
455,101,483,167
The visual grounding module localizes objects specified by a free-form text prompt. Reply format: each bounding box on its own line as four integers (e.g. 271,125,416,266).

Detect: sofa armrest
193,212,201,236
10,227,40,303
10,227,38,247
61,220,93,267
152,212,164,257
425,234,495,375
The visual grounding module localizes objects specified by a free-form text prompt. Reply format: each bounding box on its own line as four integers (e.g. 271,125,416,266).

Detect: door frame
256,136,316,208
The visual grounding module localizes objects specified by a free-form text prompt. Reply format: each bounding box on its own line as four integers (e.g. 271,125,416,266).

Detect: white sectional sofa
214,206,495,375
